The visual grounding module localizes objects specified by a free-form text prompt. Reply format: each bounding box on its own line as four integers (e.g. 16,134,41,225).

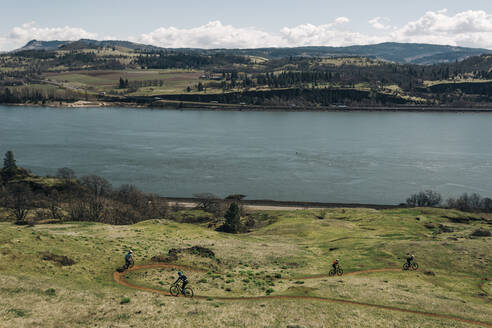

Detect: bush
44,288,56,296
120,297,131,304
406,190,442,207
470,228,491,237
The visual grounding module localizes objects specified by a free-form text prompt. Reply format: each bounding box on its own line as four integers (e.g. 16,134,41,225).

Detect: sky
1,0,492,51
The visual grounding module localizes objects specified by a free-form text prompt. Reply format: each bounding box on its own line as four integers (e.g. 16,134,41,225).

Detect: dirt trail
114,264,492,327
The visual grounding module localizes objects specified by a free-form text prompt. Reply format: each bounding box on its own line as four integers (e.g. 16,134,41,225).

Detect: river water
1,106,491,204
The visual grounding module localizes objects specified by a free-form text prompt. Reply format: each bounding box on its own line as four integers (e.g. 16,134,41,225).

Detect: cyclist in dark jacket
175,271,188,294
125,250,133,269
406,253,415,266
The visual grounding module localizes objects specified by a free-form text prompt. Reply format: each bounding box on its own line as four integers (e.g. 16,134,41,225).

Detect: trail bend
113,263,492,327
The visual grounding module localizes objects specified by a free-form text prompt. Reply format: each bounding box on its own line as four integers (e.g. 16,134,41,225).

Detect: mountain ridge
13,39,492,65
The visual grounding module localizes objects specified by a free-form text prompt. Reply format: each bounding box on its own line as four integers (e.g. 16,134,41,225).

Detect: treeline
154,87,409,106
135,52,250,69
0,87,79,103
406,190,492,213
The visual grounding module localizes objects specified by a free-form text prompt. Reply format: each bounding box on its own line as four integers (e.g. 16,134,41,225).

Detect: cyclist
406,253,415,267
124,250,133,269
174,271,188,295
332,258,340,272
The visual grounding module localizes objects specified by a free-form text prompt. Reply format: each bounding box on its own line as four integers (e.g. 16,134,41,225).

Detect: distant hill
14,39,163,52
207,43,492,64
14,39,492,64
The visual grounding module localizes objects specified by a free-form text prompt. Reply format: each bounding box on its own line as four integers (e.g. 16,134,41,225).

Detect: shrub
470,228,491,237
406,190,441,207
44,288,56,296
120,297,131,304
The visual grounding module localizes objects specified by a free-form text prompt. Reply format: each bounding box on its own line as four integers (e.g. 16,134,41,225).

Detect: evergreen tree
223,202,241,233
3,151,16,170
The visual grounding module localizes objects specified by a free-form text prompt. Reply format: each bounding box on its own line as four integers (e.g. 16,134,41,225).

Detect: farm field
0,207,490,327
42,69,203,95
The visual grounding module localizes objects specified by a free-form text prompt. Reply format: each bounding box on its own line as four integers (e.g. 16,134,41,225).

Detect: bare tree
406,190,441,207
193,193,225,216
80,175,112,222
56,167,76,185
4,183,34,224
80,175,112,198
45,190,63,220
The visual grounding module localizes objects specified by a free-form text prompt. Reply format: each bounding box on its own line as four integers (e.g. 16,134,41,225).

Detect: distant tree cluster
135,52,249,69
406,190,492,213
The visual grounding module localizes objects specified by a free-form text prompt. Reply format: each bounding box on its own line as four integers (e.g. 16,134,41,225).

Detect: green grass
0,207,490,327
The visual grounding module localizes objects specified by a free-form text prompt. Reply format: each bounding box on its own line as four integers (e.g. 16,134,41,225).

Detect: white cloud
334,17,350,25
391,9,492,48
133,17,365,49
131,20,283,48
2,10,492,51
0,22,98,51
369,17,391,30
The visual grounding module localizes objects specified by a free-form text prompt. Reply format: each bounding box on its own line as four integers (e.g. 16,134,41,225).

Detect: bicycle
329,265,344,276
403,261,418,271
170,282,194,298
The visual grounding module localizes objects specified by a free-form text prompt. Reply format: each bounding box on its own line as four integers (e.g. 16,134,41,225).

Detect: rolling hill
14,39,492,64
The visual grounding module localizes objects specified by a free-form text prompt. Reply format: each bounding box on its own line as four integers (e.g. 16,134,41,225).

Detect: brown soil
41,252,75,266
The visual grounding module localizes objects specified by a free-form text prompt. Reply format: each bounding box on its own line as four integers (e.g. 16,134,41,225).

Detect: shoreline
2,100,492,113
165,196,404,210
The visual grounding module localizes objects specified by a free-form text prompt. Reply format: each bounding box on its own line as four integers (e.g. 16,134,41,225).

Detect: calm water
1,106,492,204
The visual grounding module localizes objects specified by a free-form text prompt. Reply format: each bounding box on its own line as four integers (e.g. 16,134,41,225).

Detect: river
1,106,491,204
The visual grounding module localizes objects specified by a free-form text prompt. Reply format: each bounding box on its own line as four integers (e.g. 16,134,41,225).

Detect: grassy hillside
0,206,490,327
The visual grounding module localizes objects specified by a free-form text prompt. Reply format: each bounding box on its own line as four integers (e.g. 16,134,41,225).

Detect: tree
80,175,112,221
45,190,63,220
1,150,28,181
3,151,16,170
80,175,112,198
222,202,242,233
406,190,442,207
4,183,34,224
56,167,76,184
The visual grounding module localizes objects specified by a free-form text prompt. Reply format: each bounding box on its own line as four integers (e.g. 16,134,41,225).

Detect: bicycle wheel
411,262,419,270
403,263,410,270
337,268,344,276
169,285,180,296
128,259,134,268
329,269,336,276
184,287,194,298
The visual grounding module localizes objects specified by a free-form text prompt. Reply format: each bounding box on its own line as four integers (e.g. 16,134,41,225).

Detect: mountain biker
332,259,340,272
125,250,133,269
406,253,414,267
174,271,188,294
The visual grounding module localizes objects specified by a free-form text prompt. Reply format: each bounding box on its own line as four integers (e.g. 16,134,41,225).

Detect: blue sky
1,0,492,50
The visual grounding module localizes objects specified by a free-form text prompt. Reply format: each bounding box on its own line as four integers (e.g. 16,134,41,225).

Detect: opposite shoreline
3,100,492,113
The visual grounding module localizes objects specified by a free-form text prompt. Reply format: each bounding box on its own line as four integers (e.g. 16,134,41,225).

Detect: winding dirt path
113,264,491,327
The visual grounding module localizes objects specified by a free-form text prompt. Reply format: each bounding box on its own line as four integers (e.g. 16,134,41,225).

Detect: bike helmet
129,250,133,254
178,271,182,275
336,259,340,261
